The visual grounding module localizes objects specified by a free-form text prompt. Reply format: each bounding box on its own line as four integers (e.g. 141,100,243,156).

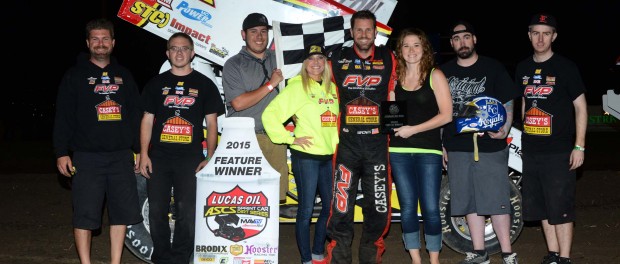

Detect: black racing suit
326,45,396,264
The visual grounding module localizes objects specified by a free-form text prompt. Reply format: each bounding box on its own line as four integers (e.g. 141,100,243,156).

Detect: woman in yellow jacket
262,45,338,264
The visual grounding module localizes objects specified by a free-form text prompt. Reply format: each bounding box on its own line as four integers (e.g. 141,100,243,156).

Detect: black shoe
558,257,572,264
541,252,560,264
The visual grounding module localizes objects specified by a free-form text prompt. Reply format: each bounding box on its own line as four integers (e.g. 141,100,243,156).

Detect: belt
255,129,267,134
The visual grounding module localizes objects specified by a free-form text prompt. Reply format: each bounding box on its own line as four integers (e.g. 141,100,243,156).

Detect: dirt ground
1,131,619,264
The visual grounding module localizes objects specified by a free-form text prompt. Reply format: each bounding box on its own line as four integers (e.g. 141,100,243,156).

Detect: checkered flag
273,15,353,89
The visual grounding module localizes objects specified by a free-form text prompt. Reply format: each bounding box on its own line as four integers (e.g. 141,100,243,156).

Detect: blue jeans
389,152,442,252
291,155,333,263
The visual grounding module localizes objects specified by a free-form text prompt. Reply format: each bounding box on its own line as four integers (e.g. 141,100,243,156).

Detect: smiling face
400,35,423,65
351,18,376,57
166,35,194,69
305,54,326,80
242,25,269,58
86,29,114,61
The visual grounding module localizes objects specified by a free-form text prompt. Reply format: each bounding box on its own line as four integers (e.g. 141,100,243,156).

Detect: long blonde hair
394,28,436,87
299,55,333,95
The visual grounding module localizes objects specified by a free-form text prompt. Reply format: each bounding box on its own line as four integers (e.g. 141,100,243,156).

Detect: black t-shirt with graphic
142,70,224,157
441,55,520,152
515,54,586,153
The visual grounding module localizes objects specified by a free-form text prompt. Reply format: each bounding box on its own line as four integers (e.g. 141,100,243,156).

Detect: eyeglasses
169,46,192,53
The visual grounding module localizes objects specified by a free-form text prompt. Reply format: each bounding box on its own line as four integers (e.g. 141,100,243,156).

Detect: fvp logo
524,85,553,96
94,84,119,94
342,75,382,86
163,95,196,107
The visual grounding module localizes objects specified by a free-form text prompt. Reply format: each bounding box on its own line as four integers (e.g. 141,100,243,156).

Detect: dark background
2,0,619,142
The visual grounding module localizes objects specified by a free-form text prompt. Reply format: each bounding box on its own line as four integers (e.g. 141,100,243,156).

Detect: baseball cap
450,20,476,37
242,13,272,31
305,44,326,59
529,13,557,30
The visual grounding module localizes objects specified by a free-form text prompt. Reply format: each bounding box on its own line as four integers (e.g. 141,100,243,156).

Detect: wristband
266,82,274,92
574,145,585,151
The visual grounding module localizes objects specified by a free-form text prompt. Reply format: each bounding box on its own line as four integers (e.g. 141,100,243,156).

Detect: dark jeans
389,152,442,251
291,155,333,263
147,154,202,264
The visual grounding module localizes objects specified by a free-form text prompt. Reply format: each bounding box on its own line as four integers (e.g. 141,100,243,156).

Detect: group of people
53,18,225,264
53,9,586,264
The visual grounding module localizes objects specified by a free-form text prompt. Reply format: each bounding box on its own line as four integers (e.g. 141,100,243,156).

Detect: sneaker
458,251,489,264
558,257,572,264
312,259,328,264
503,253,518,264
541,252,560,264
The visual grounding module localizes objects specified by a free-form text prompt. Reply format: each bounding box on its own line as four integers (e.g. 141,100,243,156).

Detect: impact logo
204,186,270,242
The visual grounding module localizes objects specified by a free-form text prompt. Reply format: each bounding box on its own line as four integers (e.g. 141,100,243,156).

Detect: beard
90,45,112,60
456,46,475,59
354,38,374,53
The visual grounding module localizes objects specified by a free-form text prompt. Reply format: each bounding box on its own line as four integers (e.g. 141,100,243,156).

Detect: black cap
242,13,272,31
450,20,476,37
305,45,326,59
529,13,557,30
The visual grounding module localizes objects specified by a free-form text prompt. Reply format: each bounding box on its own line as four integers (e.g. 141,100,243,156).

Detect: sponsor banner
117,0,394,67
195,117,280,264
118,0,342,66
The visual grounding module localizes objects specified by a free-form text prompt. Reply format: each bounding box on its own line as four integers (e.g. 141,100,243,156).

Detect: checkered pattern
273,15,353,88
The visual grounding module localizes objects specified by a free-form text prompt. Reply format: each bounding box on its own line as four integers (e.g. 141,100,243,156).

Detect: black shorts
522,151,576,224
71,150,142,229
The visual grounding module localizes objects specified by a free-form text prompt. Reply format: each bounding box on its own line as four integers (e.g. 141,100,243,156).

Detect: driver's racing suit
326,45,396,264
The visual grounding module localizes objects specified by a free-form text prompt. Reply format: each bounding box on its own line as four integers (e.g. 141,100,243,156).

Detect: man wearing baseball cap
441,20,521,264
516,12,587,264
222,13,289,204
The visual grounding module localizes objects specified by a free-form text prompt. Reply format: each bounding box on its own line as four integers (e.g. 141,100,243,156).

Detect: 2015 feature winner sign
194,117,279,264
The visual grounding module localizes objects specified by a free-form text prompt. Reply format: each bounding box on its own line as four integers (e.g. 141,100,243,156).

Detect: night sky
4,1,619,140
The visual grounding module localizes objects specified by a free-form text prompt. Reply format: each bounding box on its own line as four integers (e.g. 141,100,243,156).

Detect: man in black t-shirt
139,32,224,264
516,13,587,264
441,20,520,264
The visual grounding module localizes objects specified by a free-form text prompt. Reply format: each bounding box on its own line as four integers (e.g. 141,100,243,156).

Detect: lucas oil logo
203,186,269,242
